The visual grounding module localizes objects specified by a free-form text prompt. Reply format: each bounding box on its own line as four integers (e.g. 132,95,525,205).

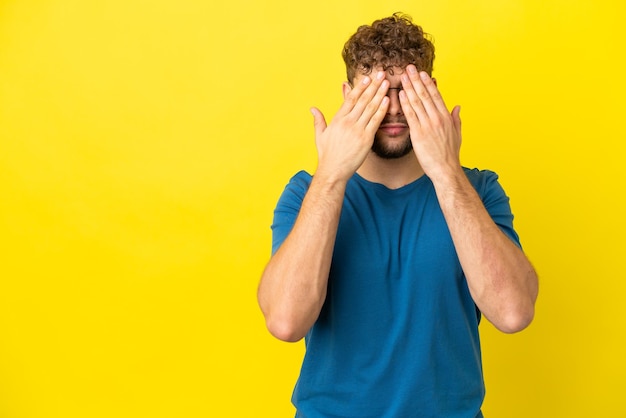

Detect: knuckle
344,95,358,107
365,100,379,113
431,116,444,128
417,91,431,102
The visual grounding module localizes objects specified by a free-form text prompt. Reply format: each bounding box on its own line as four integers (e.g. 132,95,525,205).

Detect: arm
399,65,538,333
431,170,538,333
257,71,390,342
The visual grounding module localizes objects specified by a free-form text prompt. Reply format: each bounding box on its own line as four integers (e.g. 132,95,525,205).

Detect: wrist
427,164,467,190
426,160,464,181
313,165,353,188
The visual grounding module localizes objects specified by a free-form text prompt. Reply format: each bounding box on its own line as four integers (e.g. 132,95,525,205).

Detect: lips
379,123,409,136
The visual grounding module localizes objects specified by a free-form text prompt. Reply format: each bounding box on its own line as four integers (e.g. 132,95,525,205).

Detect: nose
386,87,404,116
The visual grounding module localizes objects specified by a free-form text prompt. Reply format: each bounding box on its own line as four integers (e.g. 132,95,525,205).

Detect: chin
371,135,413,159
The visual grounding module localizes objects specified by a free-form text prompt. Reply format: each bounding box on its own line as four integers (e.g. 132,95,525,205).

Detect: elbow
492,268,539,334
497,312,534,334
265,316,307,342
258,292,309,342
494,303,536,334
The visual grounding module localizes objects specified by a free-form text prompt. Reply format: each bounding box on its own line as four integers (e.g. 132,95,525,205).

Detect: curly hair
342,13,435,83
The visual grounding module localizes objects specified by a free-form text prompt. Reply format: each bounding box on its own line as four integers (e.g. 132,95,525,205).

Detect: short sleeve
270,171,313,255
465,168,522,249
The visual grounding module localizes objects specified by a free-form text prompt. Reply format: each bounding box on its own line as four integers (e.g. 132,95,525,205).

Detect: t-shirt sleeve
466,169,522,249
270,171,313,255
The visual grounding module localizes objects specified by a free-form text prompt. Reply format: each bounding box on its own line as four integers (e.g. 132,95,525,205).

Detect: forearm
432,168,538,333
258,70,389,342
258,175,347,342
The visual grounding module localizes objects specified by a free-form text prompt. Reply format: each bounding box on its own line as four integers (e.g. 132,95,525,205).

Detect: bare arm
399,65,538,333
258,177,345,342
432,170,538,333
257,71,390,342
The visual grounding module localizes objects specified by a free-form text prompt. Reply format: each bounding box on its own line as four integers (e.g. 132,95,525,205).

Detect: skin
257,64,538,342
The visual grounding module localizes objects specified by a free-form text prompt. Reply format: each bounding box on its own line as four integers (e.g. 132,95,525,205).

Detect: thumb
310,107,327,138
451,105,461,134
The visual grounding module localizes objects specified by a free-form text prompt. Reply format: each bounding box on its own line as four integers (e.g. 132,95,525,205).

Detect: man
257,13,538,418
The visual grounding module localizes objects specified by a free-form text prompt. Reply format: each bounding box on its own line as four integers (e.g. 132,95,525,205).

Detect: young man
258,13,538,418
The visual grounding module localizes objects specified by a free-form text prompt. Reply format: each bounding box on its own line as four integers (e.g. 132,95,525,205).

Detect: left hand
399,64,463,181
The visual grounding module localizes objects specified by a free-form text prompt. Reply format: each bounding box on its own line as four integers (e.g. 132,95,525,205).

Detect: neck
356,152,425,189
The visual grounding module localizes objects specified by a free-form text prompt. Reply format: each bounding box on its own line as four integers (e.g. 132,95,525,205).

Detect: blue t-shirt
271,168,521,418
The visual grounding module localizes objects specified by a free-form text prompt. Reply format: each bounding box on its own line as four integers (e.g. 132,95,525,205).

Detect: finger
349,71,388,118
364,95,390,134
400,72,429,121
451,105,461,135
398,89,421,128
336,75,371,116
356,78,390,127
403,66,439,119
418,70,450,115
336,71,384,117
310,107,327,138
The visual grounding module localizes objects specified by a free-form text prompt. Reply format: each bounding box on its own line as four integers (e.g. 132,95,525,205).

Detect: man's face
348,67,412,159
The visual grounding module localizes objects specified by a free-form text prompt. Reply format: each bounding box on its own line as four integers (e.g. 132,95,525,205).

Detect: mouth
378,123,409,136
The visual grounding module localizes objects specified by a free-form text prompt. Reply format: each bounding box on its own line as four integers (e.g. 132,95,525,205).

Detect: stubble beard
371,132,413,159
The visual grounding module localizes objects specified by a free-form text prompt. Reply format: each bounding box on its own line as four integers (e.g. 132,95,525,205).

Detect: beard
371,131,413,159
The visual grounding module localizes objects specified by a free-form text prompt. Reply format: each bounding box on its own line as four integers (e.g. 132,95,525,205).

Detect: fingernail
376,71,385,80
362,76,370,85
420,71,430,80
408,66,417,74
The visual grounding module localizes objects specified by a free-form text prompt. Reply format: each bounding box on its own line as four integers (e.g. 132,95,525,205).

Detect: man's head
342,13,435,84
341,13,435,159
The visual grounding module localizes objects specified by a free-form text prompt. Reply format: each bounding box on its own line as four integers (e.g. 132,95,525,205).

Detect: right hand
310,71,390,183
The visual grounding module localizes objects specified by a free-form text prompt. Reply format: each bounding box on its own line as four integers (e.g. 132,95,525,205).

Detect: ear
342,81,352,99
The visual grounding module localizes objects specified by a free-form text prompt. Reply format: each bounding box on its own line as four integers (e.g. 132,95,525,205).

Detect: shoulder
462,167,513,205
280,170,312,199
463,167,499,188
288,170,313,188
463,167,505,196
275,170,312,210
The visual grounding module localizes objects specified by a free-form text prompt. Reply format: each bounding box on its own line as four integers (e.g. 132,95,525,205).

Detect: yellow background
1,0,625,416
